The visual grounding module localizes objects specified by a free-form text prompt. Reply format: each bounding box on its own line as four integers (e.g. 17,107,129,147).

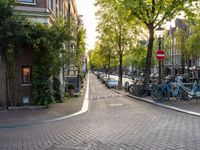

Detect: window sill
21,84,32,87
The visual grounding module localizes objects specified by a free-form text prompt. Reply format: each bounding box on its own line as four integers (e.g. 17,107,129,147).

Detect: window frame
17,0,36,5
22,65,32,85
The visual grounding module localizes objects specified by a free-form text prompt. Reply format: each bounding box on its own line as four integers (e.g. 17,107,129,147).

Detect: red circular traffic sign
156,50,165,60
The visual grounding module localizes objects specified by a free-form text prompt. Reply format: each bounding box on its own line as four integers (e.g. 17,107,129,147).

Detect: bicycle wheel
168,83,181,104
138,85,146,96
134,85,140,96
181,90,189,101
132,84,137,96
151,86,157,101
152,86,166,102
124,82,129,92
129,84,135,95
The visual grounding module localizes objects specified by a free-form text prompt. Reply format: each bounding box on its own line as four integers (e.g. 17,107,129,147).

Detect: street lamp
156,26,164,84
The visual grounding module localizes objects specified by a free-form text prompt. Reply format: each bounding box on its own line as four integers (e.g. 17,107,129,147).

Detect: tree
130,44,147,71
175,28,189,74
186,20,200,59
123,0,198,85
96,0,138,88
89,44,106,70
76,27,86,76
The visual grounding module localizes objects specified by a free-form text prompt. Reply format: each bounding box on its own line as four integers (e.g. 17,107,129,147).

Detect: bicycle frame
176,81,200,99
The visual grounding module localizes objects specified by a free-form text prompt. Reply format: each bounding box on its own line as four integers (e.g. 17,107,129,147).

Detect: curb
8,106,47,110
112,89,200,117
43,74,90,123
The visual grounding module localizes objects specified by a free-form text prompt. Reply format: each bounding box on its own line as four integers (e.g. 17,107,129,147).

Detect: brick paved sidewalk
0,79,87,127
114,89,200,116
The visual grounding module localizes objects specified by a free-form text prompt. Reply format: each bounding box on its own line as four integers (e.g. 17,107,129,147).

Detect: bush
53,77,61,102
32,66,55,106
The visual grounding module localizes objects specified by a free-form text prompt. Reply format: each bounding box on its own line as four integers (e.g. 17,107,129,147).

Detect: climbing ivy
0,0,72,106
30,20,71,106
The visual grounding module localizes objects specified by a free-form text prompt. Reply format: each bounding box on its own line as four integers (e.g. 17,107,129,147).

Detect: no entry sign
156,50,165,60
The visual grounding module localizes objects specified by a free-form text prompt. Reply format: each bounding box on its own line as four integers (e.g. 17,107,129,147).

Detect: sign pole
156,50,165,84
159,60,162,84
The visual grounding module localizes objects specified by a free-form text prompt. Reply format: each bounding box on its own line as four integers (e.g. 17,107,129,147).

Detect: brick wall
36,0,47,8
9,48,36,106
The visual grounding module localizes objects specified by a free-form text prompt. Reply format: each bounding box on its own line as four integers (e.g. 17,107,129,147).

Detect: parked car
124,76,144,92
124,80,134,92
102,76,108,83
106,79,118,89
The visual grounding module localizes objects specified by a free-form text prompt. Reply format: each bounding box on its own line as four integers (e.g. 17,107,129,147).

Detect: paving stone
1,75,200,149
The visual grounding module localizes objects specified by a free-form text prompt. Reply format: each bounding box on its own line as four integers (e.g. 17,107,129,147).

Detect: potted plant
68,84,75,96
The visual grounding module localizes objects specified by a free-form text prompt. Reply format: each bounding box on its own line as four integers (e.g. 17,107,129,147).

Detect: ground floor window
22,66,31,84
17,0,35,4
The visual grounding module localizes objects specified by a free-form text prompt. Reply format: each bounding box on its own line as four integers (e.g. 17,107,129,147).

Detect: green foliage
96,0,139,88
32,66,55,106
185,20,200,59
0,0,15,23
76,27,86,72
53,77,61,102
124,44,147,70
163,32,171,62
89,44,106,70
0,0,72,106
30,19,71,106
175,28,189,58
123,0,198,83
5,44,17,107
5,44,15,78
0,0,28,107
123,0,197,27
0,1,29,48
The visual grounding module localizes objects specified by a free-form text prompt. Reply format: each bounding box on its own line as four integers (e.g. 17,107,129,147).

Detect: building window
17,0,35,3
22,66,31,84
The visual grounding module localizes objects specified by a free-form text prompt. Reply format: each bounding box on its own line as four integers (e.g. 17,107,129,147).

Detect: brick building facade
0,0,79,108
166,18,200,79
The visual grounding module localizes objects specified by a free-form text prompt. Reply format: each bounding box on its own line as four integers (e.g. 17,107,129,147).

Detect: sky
76,0,98,51
75,0,185,50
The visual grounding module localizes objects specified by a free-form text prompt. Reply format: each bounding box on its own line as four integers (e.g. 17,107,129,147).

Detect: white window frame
17,0,36,5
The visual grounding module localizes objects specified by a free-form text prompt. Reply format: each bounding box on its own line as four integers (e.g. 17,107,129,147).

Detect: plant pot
69,89,74,97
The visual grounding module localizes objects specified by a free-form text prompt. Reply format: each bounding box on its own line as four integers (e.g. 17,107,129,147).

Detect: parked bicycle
151,80,182,104
172,80,200,101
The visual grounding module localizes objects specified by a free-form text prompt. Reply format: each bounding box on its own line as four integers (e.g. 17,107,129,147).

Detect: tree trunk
118,24,123,89
108,51,111,79
118,52,123,89
144,24,154,86
181,55,185,74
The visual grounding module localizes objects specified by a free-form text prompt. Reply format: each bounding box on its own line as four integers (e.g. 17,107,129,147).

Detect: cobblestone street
1,74,200,150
